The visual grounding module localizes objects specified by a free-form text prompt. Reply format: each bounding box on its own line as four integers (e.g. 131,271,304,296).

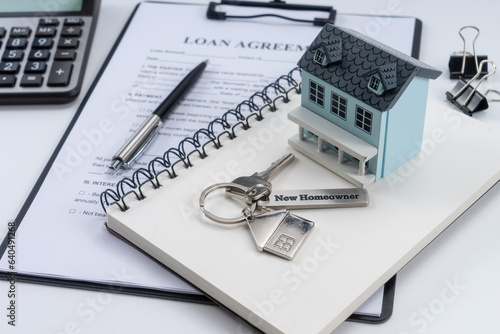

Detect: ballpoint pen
108,59,208,170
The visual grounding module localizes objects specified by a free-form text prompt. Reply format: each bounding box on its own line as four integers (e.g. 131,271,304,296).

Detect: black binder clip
446,59,496,116
207,0,336,26
448,26,488,79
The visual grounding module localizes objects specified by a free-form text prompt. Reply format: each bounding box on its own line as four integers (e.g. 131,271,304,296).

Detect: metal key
229,153,370,209
254,153,295,182
228,153,295,202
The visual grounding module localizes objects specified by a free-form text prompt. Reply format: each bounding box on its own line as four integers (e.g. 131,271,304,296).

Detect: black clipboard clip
446,59,496,116
207,0,336,26
448,26,488,79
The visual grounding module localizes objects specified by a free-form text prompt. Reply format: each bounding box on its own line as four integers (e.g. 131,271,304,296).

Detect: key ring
199,183,251,224
200,183,271,224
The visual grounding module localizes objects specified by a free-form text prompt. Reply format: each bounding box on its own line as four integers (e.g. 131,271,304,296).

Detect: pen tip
108,159,123,170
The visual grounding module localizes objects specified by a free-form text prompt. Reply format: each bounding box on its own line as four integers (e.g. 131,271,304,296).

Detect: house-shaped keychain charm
288,24,441,187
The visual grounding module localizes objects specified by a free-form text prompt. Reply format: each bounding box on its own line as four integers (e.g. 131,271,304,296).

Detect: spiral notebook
0,0,423,326
104,90,500,334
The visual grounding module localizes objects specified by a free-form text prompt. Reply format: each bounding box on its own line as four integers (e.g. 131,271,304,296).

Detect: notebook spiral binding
100,67,301,213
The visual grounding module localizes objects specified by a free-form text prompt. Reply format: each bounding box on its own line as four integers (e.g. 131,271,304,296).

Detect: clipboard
0,0,422,326
207,0,337,26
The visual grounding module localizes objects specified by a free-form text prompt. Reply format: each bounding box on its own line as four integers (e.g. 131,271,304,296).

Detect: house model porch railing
288,106,377,187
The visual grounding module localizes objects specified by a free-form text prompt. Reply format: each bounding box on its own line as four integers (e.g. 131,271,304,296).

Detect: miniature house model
288,24,441,187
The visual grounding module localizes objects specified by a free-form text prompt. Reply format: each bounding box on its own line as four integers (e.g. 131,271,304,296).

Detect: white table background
1,0,499,333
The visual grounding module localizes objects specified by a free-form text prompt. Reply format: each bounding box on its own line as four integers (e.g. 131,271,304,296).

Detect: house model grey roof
298,24,442,111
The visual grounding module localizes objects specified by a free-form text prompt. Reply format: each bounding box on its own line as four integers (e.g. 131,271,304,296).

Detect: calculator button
10,27,31,38
61,26,82,37
58,37,79,49
6,38,28,49
64,18,84,26
0,62,20,73
36,26,57,37
29,49,51,61
21,74,44,87
39,18,60,26
0,28,5,38
2,50,24,61
32,37,54,49
54,49,76,61
0,75,16,87
48,62,73,86
24,61,47,74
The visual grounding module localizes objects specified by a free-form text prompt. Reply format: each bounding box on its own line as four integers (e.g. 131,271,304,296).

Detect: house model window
309,80,325,107
289,24,442,187
314,49,326,65
368,76,381,92
331,92,347,120
309,38,342,67
366,64,397,96
355,106,372,134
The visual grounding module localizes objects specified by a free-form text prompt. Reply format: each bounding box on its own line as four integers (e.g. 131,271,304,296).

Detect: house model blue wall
288,24,441,187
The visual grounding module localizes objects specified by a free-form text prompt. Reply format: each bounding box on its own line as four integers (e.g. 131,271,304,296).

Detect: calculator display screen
0,0,83,13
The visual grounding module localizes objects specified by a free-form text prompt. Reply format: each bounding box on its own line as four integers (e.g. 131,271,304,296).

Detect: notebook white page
107,99,500,333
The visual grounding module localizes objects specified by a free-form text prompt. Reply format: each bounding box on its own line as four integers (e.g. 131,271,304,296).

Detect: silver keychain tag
258,188,369,209
200,182,314,260
245,209,314,261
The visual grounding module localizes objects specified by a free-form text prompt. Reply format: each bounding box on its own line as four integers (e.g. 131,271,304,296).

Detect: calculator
0,0,100,104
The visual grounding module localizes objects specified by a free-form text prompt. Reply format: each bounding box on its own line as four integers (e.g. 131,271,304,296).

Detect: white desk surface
1,0,499,333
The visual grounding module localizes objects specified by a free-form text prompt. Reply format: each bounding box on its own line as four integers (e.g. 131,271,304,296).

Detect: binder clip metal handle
449,26,488,79
459,26,480,75
485,89,500,103
446,59,496,116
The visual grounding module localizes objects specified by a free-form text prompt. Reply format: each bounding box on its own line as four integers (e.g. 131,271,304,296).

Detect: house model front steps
288,105,377,188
